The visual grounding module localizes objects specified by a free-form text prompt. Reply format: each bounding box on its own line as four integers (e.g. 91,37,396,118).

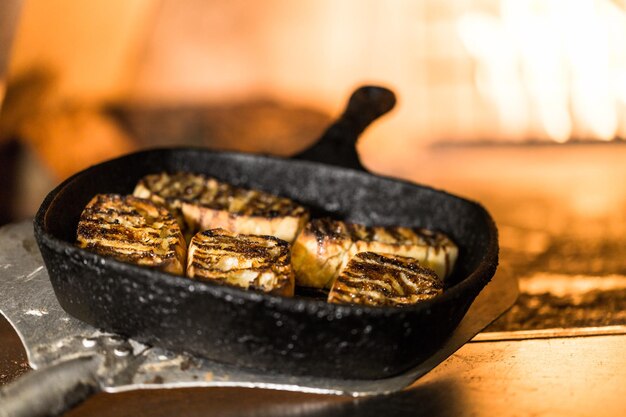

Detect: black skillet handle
293,86,396,172
0,355,101,417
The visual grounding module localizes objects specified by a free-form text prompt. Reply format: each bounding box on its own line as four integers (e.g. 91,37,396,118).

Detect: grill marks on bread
133,172,308,243
328,252,443,306
187,229,294,296
76,194,186,275
77,174,455,306
291,218,458,289
291,218,354,289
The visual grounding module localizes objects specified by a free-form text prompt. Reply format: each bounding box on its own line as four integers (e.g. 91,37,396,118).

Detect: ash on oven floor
480,197,626,333
482,225,626,333
486,281,626,332
446,145,626,335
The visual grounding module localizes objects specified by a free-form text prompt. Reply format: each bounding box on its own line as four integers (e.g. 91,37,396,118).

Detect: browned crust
291,218,458,289
328,252,443,307
291,218,353,289
133,172,309,242
187,228,294,296
182,203,307,243
76,194,186,275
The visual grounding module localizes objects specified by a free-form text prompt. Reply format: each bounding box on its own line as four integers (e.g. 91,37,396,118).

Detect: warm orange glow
521,273,626,297
458,0,626,143
9,0,155,102
20,107,136,179
6,0,626,152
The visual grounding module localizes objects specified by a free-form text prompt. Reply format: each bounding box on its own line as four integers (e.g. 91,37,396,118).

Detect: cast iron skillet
34,87,498,380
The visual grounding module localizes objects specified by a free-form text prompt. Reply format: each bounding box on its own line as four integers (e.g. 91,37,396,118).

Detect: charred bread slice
292,218,458,289
328,252,443,306
76,194,186,275
133,172,309,243
187,228,295,296
290,218,354,289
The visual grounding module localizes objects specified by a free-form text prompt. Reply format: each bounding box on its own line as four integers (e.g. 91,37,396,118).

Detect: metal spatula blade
0,221,517,417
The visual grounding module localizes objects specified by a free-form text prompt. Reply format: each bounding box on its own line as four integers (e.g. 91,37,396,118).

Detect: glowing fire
7,0,626,156
458,0,626,142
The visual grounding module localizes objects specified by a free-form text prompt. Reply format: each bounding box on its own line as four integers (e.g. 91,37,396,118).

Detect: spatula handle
0,355,101,417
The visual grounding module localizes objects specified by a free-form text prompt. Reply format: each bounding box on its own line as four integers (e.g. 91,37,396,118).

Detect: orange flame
458,0,626,142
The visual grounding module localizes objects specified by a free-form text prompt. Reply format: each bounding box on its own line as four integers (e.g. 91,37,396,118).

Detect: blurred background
0,0,625,334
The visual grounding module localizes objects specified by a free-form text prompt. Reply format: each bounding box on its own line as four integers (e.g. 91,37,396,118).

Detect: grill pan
33,87,499,380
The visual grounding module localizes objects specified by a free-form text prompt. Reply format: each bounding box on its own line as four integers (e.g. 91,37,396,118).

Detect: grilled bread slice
290,218,354,289
328,252,443,306
187,228,295,296
292,218,458,289
133,172,309,243
76,194,186,275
